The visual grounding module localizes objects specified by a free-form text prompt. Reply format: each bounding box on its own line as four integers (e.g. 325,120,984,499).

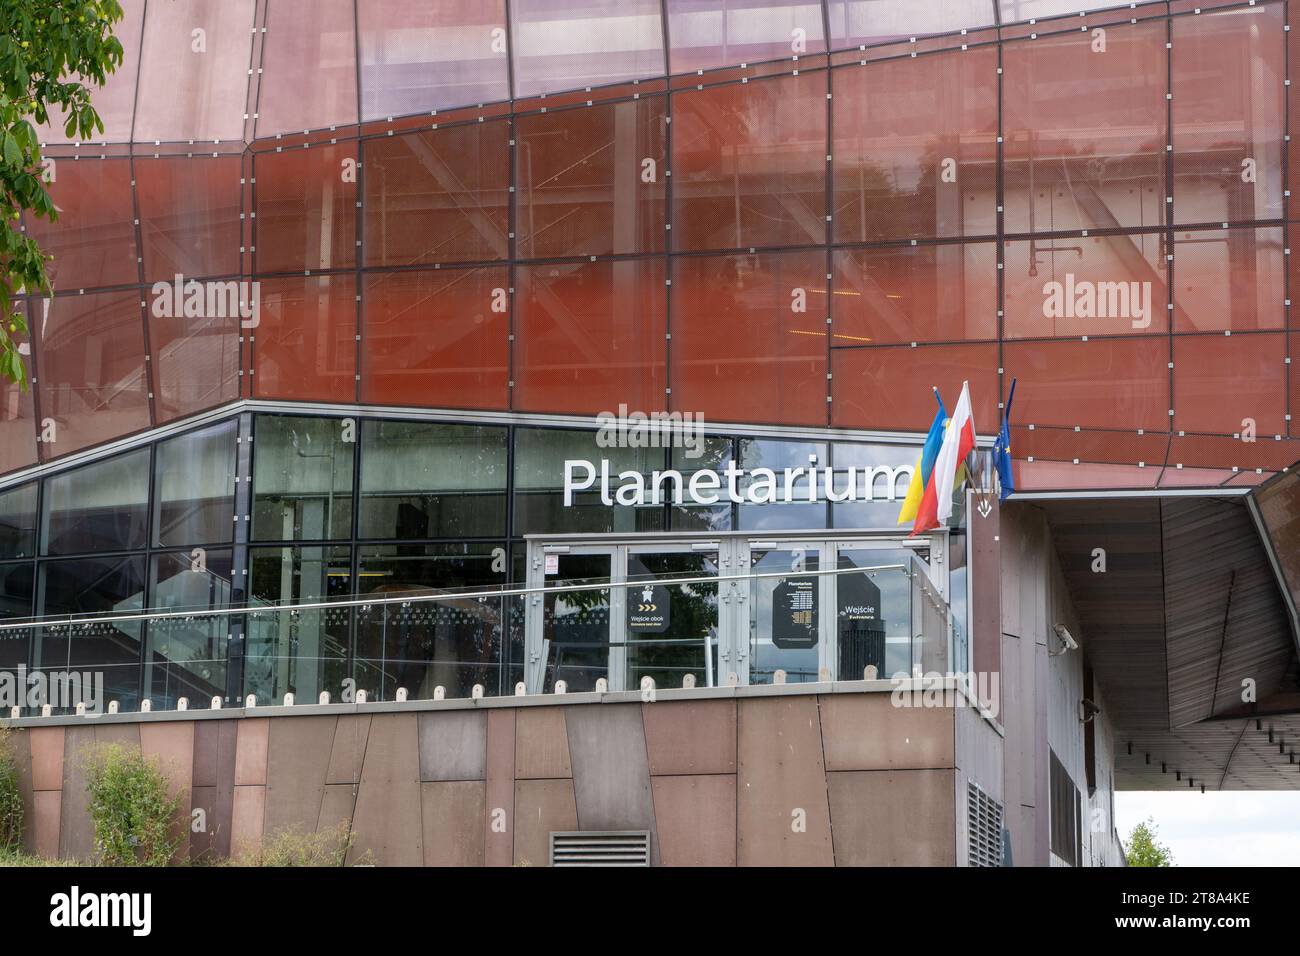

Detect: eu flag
994,379,1016,500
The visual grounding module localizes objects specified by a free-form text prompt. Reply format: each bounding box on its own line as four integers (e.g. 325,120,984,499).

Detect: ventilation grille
967,781,1005,868
549,831,651,867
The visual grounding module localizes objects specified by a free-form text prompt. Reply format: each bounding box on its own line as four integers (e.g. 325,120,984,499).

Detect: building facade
2,0,1299,866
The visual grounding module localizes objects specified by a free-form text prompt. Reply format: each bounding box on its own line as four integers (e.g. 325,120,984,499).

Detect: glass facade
0,410,938,710
15,0,1295,492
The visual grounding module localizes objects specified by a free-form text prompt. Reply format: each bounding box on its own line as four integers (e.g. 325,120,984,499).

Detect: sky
1116,791,1300,866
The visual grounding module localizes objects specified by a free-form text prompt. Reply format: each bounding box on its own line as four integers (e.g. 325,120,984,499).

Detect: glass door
624,544,721,691
525,545,614,693
744,541,828,685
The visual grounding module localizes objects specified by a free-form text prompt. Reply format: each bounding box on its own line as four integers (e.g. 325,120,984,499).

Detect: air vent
549,831,651,867
967,781,1005,868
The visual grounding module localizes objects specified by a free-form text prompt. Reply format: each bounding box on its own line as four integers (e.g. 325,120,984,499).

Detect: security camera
1050,623,1078,656
1079,698,1101,723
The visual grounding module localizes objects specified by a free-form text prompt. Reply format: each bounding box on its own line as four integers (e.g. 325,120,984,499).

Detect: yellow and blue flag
897,389,948,525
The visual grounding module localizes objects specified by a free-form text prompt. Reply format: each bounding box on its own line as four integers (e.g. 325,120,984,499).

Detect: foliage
1125,817,1174,867
83,743,184,866
0,0,125,388
0,726,23,852
228,822,363,867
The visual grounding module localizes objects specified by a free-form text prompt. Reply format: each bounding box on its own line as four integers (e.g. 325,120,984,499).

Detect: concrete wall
7,686,1003,867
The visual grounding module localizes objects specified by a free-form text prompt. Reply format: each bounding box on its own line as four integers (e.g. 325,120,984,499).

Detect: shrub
84,744,184,866
229,821,360,867
0,727,23,853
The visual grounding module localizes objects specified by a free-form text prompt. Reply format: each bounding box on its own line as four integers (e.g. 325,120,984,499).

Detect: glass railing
0,557,953,717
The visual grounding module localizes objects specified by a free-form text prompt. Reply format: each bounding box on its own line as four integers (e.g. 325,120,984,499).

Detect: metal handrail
0,562,936,632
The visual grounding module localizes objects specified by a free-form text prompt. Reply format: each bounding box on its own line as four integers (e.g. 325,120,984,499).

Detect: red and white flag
934,381,977,525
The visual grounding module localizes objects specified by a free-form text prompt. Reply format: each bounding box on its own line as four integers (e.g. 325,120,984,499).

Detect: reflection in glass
0,482,38,560
736,438,828,530
354,543,507,699
252,416,355,541
144,549,232,709
541,552,611,692
0,563,34,671
153,422,237,547
246,545,352,705
669,437,734,531
626,550,719,690
510,0,666,98
35,555,146,710
513,428,664,536
749,545,820,683
837,547,915,678
42,449,149,556
359,420,508,540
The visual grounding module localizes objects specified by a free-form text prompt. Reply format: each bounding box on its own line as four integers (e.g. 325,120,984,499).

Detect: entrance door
624,543,721,692
743,541,828,685
524,546,613,694
525,534,946,691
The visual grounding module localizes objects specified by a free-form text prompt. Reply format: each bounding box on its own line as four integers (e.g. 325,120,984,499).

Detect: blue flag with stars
994,378,1016,500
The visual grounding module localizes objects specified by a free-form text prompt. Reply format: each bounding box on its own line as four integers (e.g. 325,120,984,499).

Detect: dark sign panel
628,584,670,633
771,578,818,649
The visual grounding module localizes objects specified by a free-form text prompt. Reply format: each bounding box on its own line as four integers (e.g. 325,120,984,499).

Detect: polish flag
911,381,977,535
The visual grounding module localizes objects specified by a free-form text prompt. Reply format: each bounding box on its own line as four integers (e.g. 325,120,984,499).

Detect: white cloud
1116,792,1300,866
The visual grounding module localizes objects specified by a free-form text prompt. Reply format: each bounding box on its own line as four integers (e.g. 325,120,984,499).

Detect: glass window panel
512,427,665,535
134,0,256,143
362,122,510,267
510,0,666,98
0,563,34,671
827,0,996,48
148,284,242,424
1173,332,1286,435
514,259,666,415
354,542,507,700
0,376,38,475
1004,233,1169,339
670,251,827,426
254,143,358,274
830,441,930,529
35,555,144,683
1172,5,1285,225
832,243,997,345
1173,227,1284,333
361,268,509,409
34,292,151,457
672,72,827,250
832,46,998,242
41,448,149,556
736,438,828,529
358,0,510,119
256,0,357,136
0,483,37,560
668,437,734,530
153,421,237,547
136,155,243,282
252,415,355,541
1001,337,1169,431
144,549,232,709
831,342,1000,432
26,159,138,291
516,97,665,259
253,274,358,404
1002,20,1168,233
359,419,508,539
246,545,352,704
36,0,145,144
667,0,826,75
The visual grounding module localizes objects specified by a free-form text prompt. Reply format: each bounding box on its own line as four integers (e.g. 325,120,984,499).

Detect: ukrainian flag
897,390,948,526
